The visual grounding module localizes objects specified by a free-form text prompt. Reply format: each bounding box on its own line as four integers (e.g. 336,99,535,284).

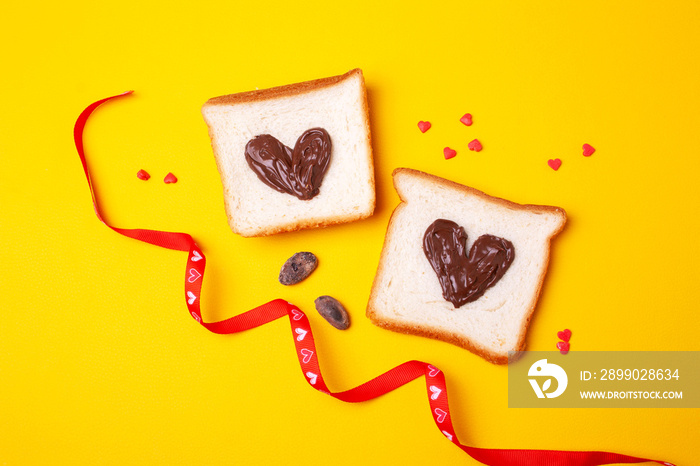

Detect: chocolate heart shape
244,128,332,200
423,219,515,308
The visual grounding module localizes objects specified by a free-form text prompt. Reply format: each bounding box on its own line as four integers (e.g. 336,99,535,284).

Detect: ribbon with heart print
74,91,674,466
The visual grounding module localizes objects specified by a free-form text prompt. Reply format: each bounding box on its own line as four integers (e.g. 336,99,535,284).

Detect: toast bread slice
202,69,375,237
367,168,566,364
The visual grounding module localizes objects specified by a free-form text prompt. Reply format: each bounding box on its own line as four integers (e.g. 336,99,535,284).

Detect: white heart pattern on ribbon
434,408,447,423
291,309,303,321
442,430,454,442
428,365,441,377
190,250,203,262
188,268,202,283
306,372,318,385
300,348,314,364
190,311,201,323
295,328,307,341
429,385,442,400
187,291,197,305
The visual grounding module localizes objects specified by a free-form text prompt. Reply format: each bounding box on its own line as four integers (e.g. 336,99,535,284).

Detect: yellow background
1,1,698,464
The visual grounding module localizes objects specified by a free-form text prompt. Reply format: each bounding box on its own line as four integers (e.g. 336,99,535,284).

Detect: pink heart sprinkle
136,169,150,181
582,143,596,157
460,113,473,126
418,121,432,133
557,329,572,342
468,139,482,152
443,147,457,159
164,172,178,184
556,341,570,355
548,159,562,171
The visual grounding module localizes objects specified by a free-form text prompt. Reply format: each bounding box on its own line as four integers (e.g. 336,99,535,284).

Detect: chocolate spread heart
423,219,515,308
244,128,331,201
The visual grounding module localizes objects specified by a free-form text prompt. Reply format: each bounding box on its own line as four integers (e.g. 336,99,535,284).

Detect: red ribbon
74,92,674,466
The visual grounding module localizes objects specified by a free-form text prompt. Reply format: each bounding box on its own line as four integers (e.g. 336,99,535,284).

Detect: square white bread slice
367,168,566,364
201,69,375,237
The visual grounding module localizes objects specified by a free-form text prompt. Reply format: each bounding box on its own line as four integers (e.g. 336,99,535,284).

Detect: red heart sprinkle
460,113,473,126
164,172,178,184
137,169,150,181
582,143,596,157
468,139,482,152
556,341,570,354
557,329,572,342
548,159,562,171
443,147,457,159
418,121,432,133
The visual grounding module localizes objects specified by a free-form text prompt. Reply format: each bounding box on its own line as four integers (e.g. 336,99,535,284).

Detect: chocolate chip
314,296,350,330
279,252,318,285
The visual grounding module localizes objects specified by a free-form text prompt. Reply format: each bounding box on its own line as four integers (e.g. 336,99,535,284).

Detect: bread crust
366,168,566,364
202,69,375,237
203,69,364,107
233,208,375,237
391,168,566,219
